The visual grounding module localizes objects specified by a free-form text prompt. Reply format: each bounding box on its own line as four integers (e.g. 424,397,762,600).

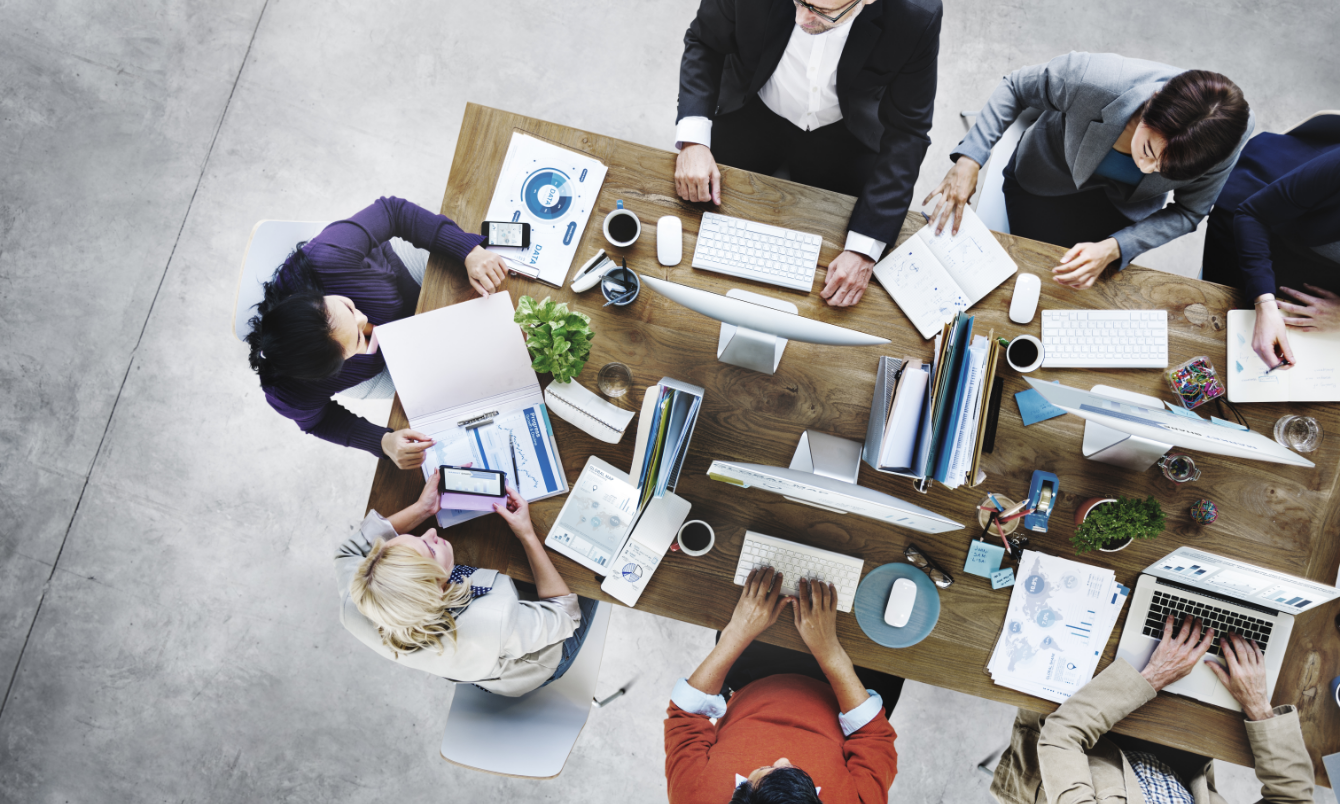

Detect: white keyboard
691,212,823,292
1041,309,1169,368
733,531,865,613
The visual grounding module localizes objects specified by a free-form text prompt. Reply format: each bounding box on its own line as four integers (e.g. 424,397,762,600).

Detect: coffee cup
603,200,641,247
1331,675,1340,710
675,520,715,556
1006,334,1044,373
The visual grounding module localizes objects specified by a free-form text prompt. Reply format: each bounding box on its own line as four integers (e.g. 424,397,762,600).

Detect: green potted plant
514,295,595,384
1072,495,1165,554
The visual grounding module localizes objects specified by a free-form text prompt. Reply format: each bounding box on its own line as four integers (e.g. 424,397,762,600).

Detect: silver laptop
1116,546,1340,711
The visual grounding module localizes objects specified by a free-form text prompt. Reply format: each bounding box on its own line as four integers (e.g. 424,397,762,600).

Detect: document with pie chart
485,132,608,287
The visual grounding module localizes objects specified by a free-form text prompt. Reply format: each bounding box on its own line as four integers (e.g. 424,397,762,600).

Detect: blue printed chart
986,551,1129,703
484,132,608,287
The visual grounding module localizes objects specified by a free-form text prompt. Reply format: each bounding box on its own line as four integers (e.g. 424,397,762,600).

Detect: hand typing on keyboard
792,578,848,668
721,567,793,646
1139,614,1215,691
1203,633,1275,721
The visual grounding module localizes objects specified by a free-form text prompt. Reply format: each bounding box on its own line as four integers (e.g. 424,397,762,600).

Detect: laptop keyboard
1144,590,1272,656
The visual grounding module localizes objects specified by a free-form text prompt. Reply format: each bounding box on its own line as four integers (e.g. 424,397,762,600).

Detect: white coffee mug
675,520,715,556
1006,334,1044,373
603,200,641,247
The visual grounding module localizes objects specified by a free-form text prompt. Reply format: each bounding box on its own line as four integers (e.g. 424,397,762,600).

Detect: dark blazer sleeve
677,0,740,122
847,6,941,245
1234,148,1340,299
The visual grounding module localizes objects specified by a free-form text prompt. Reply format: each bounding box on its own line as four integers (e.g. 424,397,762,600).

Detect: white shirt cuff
671,678,728,718
675,116,713,151
837,690,882,736
844,231,886,262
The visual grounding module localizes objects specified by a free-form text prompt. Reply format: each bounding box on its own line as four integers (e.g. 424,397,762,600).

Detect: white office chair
440,601,618,778
957,107,1041,233
234,220,396,400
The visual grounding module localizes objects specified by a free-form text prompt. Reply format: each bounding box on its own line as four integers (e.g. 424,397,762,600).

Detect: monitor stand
716,289,795,374
1081,384,1173,472
783,430,862,514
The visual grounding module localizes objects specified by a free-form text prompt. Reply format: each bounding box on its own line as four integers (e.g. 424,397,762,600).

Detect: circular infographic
523,168,574,220
620,563,643,583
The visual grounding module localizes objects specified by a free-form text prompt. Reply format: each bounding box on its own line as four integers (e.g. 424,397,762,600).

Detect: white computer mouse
884,577,918,627
1009,273,1041,324
657,216,683,266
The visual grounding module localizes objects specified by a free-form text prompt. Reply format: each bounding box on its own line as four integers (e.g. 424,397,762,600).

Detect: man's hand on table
1205,633,1275,721
1278,284,1340,333
382,428,434,469
464,245,509,297
820,250,875,307
675,144,722,205
1053,239,1120,290
1140,615,1215,691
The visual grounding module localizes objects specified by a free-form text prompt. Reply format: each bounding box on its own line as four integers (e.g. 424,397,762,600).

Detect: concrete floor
1,1,1337,801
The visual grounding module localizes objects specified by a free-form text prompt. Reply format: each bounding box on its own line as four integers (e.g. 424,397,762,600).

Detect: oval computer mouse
884,577,918,627
1009,273,1041,324
657,216,683,266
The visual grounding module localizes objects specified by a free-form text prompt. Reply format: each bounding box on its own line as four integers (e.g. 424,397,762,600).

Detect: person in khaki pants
992,615,1315,804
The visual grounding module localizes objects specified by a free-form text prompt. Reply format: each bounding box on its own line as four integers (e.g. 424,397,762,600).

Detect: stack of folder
629,378,704,508
863,312,1001,491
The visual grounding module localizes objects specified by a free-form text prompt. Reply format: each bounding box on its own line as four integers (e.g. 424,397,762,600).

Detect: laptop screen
1146,547,1340,615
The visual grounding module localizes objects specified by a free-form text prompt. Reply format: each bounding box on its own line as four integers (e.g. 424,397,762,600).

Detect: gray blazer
335,512,581,697
953,51,1254,268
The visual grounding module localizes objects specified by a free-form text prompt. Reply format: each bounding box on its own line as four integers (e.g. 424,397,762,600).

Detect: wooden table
367,104,1340,784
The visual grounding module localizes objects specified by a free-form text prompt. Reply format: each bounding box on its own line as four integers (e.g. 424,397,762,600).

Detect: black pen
509,437,521,491
1264,358,1292,375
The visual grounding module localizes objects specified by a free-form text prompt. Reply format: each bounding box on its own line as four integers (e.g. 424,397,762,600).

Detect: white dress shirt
676,21,886,261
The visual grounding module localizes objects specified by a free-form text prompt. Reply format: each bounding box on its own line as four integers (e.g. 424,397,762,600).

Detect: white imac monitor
641,275,889,374
1025,378,1315,468
707,459,963,534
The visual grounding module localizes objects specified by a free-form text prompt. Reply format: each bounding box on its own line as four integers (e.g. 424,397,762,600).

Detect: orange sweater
665,674,898,804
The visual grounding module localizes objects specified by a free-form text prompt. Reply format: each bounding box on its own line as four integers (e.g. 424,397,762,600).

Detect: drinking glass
1273,415,1322,453
596,362,632,398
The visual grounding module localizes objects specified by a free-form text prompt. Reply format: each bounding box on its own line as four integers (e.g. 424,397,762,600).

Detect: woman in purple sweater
244,197,509,468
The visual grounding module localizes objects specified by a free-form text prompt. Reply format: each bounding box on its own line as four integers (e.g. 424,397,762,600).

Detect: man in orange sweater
665,567,899,804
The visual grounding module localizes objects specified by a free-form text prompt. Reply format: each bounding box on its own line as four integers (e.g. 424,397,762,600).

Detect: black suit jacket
677,0,941,246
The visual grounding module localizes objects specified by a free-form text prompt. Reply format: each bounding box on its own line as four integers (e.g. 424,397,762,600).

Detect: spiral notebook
545,379,636,444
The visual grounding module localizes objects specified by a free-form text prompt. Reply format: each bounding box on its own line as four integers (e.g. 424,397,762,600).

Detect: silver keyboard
691,212,823,292
1041,309,1169,368
733,530,864,613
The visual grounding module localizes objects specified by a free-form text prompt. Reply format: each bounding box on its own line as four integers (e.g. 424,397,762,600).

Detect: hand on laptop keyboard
1139,614,1216,691
1203,632,1274,721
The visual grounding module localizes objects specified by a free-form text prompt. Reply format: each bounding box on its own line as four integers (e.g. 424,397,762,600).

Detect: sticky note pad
965,540,1005,578
1210,415,1249,431
1014,386,1065,426
991,568,1015,589
1163,401,1202,420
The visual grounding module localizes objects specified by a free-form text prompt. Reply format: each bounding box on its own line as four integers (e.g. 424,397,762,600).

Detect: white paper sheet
1226,309,1340,402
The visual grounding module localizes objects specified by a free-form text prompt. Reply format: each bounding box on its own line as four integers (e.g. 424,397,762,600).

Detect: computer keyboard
733,530,865,613
691,212,823,293
1143,590,1272,657
1041,310,1169,368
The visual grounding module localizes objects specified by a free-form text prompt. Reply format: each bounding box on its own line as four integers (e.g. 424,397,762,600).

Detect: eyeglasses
905,545,953,589
793,0,863,24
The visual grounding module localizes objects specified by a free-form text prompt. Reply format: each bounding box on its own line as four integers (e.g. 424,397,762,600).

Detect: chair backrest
233,220,330,341
973,108,1042,234
440,602,613,778
1284,110,1340,141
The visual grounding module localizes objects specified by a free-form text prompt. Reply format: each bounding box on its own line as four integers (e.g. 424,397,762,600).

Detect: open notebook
872,205,1017,339
1226,310,1340,402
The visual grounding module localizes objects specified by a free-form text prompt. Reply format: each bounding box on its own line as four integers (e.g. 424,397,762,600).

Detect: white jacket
335,512,581,696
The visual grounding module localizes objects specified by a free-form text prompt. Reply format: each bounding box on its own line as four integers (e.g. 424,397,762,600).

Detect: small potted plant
1072,495,1165,554
514,295,595,384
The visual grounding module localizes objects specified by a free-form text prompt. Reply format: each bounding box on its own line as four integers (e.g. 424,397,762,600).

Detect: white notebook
1226,310,1340,402
872,205,1017,339
545,379,635,444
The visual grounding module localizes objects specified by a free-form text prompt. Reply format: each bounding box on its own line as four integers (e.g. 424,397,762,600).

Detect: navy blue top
1213,131,1340,299
262,197,486,457
1093,149,1144,186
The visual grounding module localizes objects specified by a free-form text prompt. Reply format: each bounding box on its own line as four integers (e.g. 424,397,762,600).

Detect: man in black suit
674,0,941,307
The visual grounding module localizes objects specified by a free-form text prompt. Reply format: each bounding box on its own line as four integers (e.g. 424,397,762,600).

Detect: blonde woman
335,469,595,696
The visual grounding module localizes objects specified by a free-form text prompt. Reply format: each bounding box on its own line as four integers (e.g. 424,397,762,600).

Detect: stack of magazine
987,551,1130,703
863,311,1002,490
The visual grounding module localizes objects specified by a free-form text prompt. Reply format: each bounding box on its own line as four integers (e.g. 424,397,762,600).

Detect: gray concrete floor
1,1,1336,801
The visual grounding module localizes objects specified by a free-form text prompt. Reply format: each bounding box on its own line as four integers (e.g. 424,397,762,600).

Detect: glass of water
1273,415,1322,453
596,362,632,398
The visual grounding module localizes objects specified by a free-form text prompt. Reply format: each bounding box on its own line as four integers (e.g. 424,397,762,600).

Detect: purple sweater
262,197,486,457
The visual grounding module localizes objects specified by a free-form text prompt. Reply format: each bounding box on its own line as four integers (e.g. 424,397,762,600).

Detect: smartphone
480,221,531,248
439,466,507,498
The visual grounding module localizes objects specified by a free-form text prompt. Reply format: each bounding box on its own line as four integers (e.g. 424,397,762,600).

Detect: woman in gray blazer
335,470,594,697
928,52,1252,289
